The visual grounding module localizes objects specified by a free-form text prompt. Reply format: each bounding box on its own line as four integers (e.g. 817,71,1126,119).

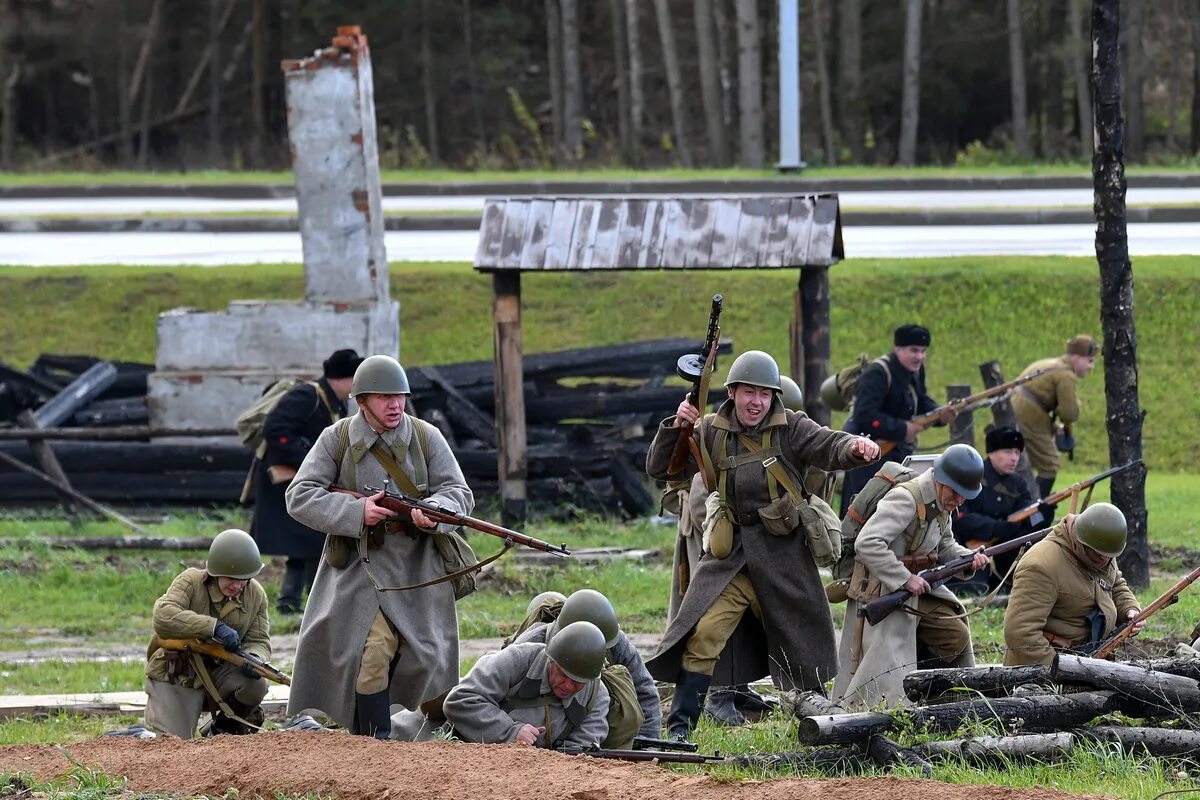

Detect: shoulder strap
309,381,339,423
406,416,431,493
736,432,806,504
870,356,892,392
370,440,423,496
330,418,353,487
899,479,944,553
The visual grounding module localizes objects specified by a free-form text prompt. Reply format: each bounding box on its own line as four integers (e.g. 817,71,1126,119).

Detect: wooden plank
0,686,291,720
34,361,119,428
656,198,694,269
805,194,841,266
473,199,507,268
730,197,775,268
566,199,602,269
661,199,717,269
16,410,76,514
762,196,799,268
519,198,556,269
498,199,531,270
636,199,666,268
542,198,579,270
706,198,744,268
783,196,816,266
584,199,625,269
615,198,649,267
420,366,498,447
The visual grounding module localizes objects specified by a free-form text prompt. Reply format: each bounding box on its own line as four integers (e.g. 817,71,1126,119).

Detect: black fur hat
985,425,1025,453
323,349,364,379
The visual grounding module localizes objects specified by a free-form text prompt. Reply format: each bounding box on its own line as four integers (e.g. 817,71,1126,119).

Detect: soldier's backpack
827,354,891,412
234,379,334,505
501,595,644,749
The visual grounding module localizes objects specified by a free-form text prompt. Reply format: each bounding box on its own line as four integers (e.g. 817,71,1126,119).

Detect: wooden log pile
777,653,1200,775
0,340,726,515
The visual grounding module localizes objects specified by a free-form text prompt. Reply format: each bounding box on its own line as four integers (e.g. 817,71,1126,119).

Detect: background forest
0,0,1196,173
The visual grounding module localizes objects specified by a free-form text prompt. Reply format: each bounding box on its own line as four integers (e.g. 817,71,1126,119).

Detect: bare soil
0,733,1105,800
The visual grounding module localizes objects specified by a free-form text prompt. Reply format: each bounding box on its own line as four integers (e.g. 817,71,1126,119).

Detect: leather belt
1016,385,1054,413
732,511,760,527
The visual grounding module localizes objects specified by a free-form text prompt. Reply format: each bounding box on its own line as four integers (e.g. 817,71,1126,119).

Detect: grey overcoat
284,412,473,727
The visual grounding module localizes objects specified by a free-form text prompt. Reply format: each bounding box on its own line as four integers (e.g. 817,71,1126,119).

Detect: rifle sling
186,649,264,733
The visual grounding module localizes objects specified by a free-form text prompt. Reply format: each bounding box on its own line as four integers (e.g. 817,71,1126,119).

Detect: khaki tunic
831,470,975,708
1012,355,1078,477
285,412,473,727
444,642,610,748
1003,522,1139,666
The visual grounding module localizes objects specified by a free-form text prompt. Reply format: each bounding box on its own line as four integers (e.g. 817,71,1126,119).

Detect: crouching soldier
1003,502,1142,665
144,529,271,738
444,621,610,749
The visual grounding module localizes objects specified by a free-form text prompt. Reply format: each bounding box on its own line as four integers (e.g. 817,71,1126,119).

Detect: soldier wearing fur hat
840,324,955,514
1012,335,1097,497
251,349,361,615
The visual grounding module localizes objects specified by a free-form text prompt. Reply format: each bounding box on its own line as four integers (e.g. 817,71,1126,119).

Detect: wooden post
947,384,973,446
493,272,527,526
789,286,802,387
799,266,832,427
979,360,1037,497
16,411,76,515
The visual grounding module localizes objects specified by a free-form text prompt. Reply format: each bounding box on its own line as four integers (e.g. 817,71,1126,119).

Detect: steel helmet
526,590,567,616
780,376,804,412
932,444,984,500
724,350,782,392
545,621,607,682
554,589,619,648
206,529,264,580
1074,502,1128,558
820,374,848,411
350,355,410,397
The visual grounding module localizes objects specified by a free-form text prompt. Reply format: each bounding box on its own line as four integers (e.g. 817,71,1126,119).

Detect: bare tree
837,0,864,162
713,0,735,128
1120,0,1144,160
624,0,644,163
1092,0,1148,588
1066,0,1093,161
561,0,583,160
609,0,631,155
1007,0,1030,157
544,0,565,159
250,0,267,166
811,0,836,165
694,0,729,164
0,0,19,169
1192,0,1200,155
897,0,923,166
207,0,222,166
462,0,486,147
652,0,694,166
420,0,440,162
734,0,763,167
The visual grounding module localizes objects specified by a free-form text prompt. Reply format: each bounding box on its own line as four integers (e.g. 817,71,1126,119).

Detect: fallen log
0,441,252,473
915,732,1074,765
1139,655,1200,683
1081,726,1200,757
792,690,849,718
727,746,865,772
32,361,119,428
0,535,213,551
1051,654,1200,711
904,663,1054,703
0,449,148,533
0,427,236,441
796,710,893,745
865,733,933,775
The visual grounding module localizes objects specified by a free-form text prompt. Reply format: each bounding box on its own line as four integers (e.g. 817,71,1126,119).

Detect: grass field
0,256,1195,470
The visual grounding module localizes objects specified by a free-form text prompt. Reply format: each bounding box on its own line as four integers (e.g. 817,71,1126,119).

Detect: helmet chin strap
359,398,399,435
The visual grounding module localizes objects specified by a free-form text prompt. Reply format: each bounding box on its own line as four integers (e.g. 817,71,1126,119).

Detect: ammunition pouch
798,493,843,568
430,528,479,601
846,559,881,604
323,535,355,569
757,492,802,538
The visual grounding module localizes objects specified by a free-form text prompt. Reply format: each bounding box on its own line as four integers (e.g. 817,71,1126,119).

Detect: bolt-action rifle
1008,460,1142,524
631,735,699,753
861,525,1052,626
666,294,723,480
873,368,1054,457
157,638,291,685
1092,565,1200,659
559,743,726,764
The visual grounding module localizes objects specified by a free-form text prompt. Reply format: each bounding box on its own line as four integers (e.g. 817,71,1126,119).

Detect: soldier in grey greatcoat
646,350,879,739
445,621,611,749
285,355,473,740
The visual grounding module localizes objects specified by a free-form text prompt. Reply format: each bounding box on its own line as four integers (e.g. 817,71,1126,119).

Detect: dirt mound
0,732,1105,800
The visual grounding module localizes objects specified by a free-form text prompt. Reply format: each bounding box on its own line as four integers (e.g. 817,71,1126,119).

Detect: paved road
3,186,1200,217
2,223,1198,265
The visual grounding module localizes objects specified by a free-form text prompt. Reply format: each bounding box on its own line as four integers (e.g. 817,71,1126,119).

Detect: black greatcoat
249,378,346,559
950,461,1046,593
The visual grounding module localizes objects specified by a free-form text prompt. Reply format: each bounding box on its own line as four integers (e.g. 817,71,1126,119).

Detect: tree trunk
916,733,1075,765
625,0,644,163
561,0,583,160
1192,0,1200,155
117,0,134,166
837,0,864,162
653,0,694,166
733,0,763,166
1084,727,1200,758
544,0,565,160
250,0,267,166
904,663,1053,704
420,0,441,163
1007,0,1030,157
0,0,17,170
979,361,1038,497
1092,0,1149,589
1052,654,1200,709
207,0,222,167
609,0,631,156
1120,0,1144,160
897,0,923,165
713,0,735,129
811,0,837,165
694,0,729,164
865,734,933,775
1066,0,1093,161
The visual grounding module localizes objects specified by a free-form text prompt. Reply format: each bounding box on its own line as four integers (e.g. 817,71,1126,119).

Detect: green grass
0,660,147,696
0,256,1196,471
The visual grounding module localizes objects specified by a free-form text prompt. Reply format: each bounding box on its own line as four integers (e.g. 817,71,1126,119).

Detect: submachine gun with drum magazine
667,294,723,478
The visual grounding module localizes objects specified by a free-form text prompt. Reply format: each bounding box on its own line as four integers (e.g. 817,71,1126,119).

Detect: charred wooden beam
797,710,892,745
728,746,865,772
915,732,1074,765
0,427,235,441
1051,654,1200,710
0,442,251,473
33,361,118,428
419,365,497,448
903,664,1054,703
1081,726,1200,757
865,733,933,776
0,449,148,533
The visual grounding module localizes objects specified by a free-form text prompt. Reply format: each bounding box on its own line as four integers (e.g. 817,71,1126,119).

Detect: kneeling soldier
1003,502,1142,665
144,529,271,738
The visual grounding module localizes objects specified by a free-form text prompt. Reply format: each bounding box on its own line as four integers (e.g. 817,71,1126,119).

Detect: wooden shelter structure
473,194,844,524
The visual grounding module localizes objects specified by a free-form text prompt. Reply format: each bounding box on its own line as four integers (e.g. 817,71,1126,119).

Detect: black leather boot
704,686,746,726
354,690,393,740
210,698,264,735
732,684,779,714
666,670,711,741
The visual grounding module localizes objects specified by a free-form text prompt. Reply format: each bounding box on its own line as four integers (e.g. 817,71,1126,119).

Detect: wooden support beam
799,266,832,427
419,366,497,447
980,360,1037,496
16,410,76,514
915,732,1074,765
493,272,527,526
0,449,148,534
947,384,973,446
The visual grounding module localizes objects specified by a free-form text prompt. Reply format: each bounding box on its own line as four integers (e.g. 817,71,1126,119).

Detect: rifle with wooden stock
157,638,291,685
1007,460,1142,524
873,368,1054,457
861,525,1052,626
1091,565,1200,659
559,743,727,764
333,483,571,557
666,294,723,478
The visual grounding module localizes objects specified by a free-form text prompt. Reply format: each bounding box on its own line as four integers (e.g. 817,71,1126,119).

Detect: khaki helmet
555,589,619,647
206,529,263,580
932,444,984,500
526,590,567,616
780,375,804,412
725,350,781,392
1074,502,1127,558
820,374,848,411
545,621,607,682
350,354,410,398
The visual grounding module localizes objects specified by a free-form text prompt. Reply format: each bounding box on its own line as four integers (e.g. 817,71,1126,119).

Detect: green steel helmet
350,355,410,397
556,589,619,648
779,375,804,412
1074,502,1128,558
545,621,607,682
932,444,984,500
819,374,847,411
725,350,781,392
206,529,263,580
526,590,567,616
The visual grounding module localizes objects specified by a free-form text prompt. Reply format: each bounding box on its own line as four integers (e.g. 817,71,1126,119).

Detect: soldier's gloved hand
239,661,260,679
212,621,242,651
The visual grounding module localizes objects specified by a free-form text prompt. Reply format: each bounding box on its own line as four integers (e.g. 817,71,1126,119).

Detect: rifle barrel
1093,564,1200,659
